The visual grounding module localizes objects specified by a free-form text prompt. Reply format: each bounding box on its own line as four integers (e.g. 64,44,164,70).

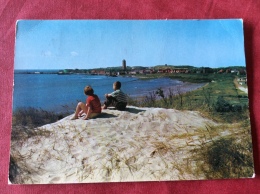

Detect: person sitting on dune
71,86,101,120
102,81,127,110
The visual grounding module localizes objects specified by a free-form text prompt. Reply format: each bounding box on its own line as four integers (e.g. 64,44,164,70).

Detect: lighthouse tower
122,59,126,71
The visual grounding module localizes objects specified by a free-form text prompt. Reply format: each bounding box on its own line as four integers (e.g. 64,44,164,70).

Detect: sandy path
238,86,248,94
233,77,248,94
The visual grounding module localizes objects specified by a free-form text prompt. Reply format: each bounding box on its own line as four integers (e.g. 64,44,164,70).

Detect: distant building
217,69,224,73
129,70,137,75
231,69,239,74
97,70,105,75
122,59,126,71
237,77,247,85
172,68,189,73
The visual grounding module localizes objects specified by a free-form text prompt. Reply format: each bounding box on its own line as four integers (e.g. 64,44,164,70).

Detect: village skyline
15,63,247,76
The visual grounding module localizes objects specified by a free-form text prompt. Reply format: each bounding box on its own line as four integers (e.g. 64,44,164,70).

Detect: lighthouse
122,59,126,71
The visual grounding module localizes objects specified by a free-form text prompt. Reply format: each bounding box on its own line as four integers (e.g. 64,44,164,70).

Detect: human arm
105,93,113,98
83,97,93,119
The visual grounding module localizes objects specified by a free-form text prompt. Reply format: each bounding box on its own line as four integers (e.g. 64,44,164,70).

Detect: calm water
13,70,187,113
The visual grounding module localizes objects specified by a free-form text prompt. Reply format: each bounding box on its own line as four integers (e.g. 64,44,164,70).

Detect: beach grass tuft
11,107,68,140
191,126,254,179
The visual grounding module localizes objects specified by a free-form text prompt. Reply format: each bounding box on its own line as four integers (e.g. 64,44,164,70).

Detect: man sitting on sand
102,81,127,110
71,86,101,120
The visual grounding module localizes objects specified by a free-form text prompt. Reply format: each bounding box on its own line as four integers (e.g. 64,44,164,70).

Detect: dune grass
11,107,69,142
191,133,254,179
129,73,249,123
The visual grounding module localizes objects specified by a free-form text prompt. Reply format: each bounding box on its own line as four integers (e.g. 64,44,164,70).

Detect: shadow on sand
125,107,146,114
97,112,117,118
95,107,146,119
106,107,146,114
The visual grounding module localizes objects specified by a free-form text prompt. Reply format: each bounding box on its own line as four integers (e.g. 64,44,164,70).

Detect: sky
14,19,246,69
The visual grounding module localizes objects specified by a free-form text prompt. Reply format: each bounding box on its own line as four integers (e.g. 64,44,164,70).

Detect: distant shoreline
130,81,206,100
13,71,216,114
14,65,247,77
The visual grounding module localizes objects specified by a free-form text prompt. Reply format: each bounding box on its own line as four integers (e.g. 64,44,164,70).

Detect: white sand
10,106,224,184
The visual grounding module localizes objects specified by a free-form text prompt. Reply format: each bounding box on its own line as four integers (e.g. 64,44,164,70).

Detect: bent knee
77,102,85,106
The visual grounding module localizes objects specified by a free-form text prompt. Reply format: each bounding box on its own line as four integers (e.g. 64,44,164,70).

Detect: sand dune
10,106,222,184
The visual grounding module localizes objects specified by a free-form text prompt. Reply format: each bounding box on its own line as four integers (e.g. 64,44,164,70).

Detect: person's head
113,81,121,90
84,86,94,95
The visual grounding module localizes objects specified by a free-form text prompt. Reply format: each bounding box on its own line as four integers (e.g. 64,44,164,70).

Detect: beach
11,106,243,184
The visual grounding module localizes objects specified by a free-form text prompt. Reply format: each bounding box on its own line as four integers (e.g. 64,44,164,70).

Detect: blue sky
14,19,245,69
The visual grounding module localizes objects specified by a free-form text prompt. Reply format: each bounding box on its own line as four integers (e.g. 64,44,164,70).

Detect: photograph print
9,19,254,184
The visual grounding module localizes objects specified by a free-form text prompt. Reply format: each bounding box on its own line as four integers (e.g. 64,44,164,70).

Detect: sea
13,70,204,113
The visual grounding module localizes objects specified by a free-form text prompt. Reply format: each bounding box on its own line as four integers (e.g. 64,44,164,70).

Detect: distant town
15,59,247,76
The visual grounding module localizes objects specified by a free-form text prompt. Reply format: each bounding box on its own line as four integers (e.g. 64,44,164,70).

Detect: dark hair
84,86,94,95
114,81,121,89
